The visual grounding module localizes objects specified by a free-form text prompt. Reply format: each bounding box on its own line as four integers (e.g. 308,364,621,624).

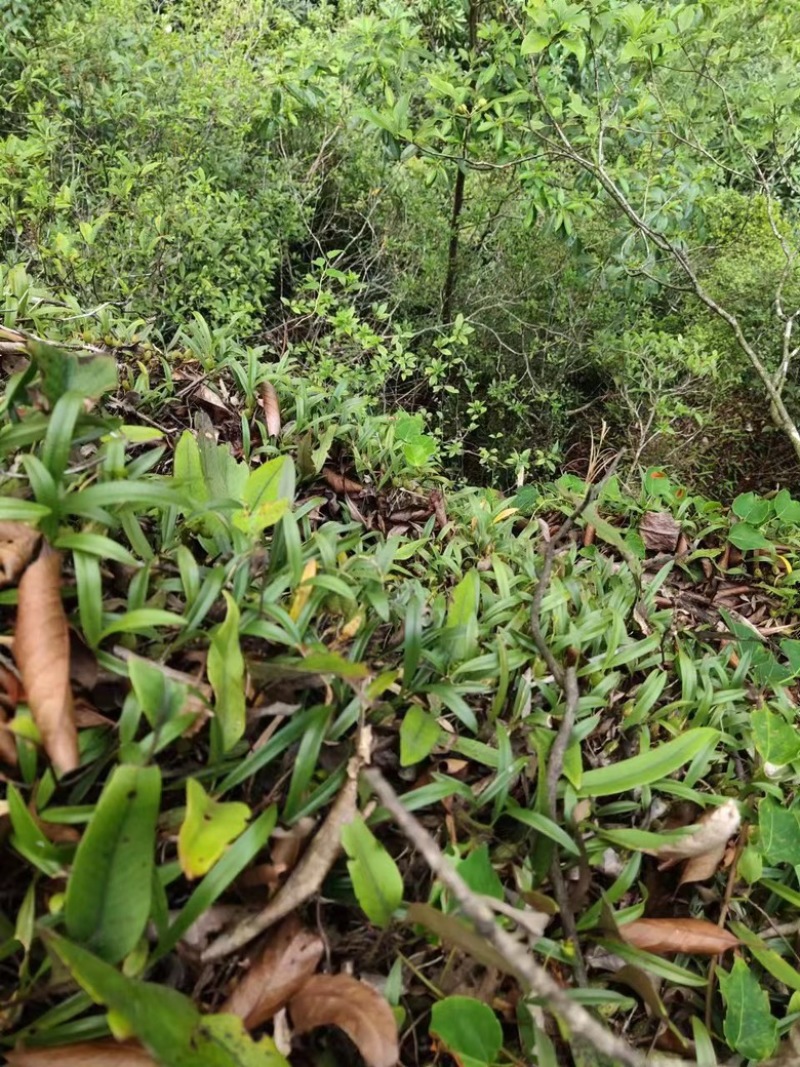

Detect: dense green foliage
4,1,800,1064
3,0,800,486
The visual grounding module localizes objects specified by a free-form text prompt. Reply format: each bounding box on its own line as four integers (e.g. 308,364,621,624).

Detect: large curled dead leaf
289,974,399,1067
0,522,41,587
649,799,741,884
6,1040,156,1065
14,546,78,774
619,917,739,956
223,915,324,1029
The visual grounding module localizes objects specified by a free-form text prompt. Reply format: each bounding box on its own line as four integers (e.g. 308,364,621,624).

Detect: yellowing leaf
492,507,519,524
289,560,317,622
207,592,246,754
178,778,251,879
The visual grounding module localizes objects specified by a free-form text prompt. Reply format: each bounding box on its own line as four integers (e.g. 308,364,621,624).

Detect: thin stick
544,664,588,986
364,768,686,1067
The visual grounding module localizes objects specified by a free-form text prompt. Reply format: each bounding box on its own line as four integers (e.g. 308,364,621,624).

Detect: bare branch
364,767,688,1067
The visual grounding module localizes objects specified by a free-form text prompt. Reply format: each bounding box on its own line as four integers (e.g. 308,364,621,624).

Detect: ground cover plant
4,269,800,1065
4,0,800,1064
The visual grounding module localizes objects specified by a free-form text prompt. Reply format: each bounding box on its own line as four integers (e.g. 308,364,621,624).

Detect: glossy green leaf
727,522,773,551
752,708,800,766
45,934,289,1066
207,591,246,753
430,996,502,1067
65,764,161,962
341,814,404,927
759,797,800,865
400,705,442,766
719,957,778,1061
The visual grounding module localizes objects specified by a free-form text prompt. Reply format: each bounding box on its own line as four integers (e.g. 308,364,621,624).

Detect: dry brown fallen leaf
14,546,79,774
0,522,41,588
619,917,739,956
203,728,370,961
322,467,365,496
639,511,681,553
239,816,317,892
260,381,281,438
289,974,399,1067
222,915,324,1029
648,799,741,881
0,707,18,766
6,1041,156,1065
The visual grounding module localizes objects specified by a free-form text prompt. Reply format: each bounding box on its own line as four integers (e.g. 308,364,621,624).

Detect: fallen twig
202,728,371,961
365,767,686,1067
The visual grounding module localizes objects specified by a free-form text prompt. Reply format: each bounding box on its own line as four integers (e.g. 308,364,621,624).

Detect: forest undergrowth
5,0,800,1064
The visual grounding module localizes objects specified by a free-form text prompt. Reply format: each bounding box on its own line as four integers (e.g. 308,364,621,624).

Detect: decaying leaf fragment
222,915,324,1029
6,1041,156,1065
639,511,682,553
323,467,365,496
289,973,399,1067
619,917,739,956
649,799,741,884
0,522,41,587
14,546,78,774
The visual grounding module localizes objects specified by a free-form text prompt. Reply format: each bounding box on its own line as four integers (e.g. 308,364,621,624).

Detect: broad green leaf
430,996,502,1067
774,489,800,525
400,706,442,766
207,591,246,753
174,431,207,502
403,434,437,467
751,708,800,766
732,492,772,525
521,30,551,54
242,455,295,510
447,569,480,630
234,455,295,534
341,814,404,927
727,522,773,551
65,764,161,962
45,934,289,1067
295,651,370,678
55,531,140,566
178,779,251,879
576,729,719,797
759,797,800,865
456,844,503,901
719,957,778,1061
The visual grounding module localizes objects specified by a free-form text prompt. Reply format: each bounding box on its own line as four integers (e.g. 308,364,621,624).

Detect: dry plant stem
364,768,679,1067
202,729,371,961
544,665,588,986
